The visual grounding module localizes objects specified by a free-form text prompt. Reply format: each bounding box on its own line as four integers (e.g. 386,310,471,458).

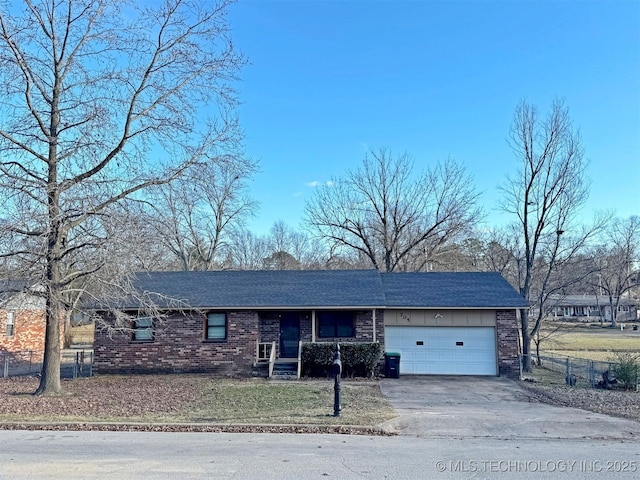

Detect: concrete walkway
378,375,640,440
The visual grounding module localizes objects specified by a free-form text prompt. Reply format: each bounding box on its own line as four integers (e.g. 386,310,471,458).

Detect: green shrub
609,351,639,390
301,342,382,378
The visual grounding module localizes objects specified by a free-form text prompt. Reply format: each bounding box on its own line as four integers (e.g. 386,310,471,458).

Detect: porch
253,309,381,379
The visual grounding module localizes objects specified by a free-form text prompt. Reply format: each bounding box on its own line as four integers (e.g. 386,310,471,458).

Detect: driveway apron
378,375,640,440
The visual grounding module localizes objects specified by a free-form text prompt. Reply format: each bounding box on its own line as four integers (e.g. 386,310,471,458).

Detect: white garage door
385,326,497,375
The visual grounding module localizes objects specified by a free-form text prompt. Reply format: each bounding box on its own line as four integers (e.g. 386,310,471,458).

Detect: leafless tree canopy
0,0,245,394
304,148,482,272
144,156,258,271
589,216,640,326
499,99,605,371
220,221,327,271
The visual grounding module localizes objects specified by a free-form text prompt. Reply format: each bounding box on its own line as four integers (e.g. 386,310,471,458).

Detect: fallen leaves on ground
521,383,640,421
0,375,204,421
0,375,394,435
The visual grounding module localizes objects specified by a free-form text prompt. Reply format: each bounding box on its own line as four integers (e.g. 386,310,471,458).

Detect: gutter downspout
373,309,377,343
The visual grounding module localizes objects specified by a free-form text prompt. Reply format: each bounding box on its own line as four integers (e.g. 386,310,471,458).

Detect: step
271,361,299,379
271,371,299,380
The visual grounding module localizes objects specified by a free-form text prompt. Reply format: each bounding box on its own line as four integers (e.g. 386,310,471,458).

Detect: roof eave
385,305,529,310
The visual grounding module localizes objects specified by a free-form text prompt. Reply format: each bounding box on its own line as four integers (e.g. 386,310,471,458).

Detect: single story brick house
543,294,638,323
93,270,528,379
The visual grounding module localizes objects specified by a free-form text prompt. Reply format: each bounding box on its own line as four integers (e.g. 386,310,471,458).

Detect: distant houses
543,294,638,323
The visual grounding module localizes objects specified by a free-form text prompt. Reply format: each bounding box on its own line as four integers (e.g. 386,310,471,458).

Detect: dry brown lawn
0,375,394,427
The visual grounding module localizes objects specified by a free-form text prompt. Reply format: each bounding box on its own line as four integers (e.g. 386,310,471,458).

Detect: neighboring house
544,294,639,323
93,270,528,379
0,281,47,356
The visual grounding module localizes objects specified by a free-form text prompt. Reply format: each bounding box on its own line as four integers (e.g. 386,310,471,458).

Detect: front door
279,313,300,358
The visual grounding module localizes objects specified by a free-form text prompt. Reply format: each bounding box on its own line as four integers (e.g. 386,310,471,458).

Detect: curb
0,421,395,436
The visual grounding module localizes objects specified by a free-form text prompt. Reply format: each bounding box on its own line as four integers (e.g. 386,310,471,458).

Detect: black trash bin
633,325,638,331
385,352,401,378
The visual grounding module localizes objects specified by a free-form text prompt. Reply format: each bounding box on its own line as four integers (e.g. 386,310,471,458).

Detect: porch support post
311,310,316,343
372,309,377,343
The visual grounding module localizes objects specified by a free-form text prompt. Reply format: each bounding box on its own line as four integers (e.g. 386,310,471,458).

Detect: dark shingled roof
123,269,386,309
380,272,529,308
0,279,31,303
116,270,527,310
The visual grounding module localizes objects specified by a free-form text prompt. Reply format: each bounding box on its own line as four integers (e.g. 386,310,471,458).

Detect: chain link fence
520,353,639,391
1,349,93,379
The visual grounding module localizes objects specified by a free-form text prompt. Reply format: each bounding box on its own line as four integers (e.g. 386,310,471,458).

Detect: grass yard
0,375,395,427
190,380,393,425
539,322,640,361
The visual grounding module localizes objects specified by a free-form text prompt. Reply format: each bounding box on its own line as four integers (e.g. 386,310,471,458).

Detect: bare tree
480,227,521,283
0,0,244,394
590,216,640,327
225,221,327,270
224,228,271,270
264,220,326,269
304,148,481,272
145,156,258,271
500,99,605,372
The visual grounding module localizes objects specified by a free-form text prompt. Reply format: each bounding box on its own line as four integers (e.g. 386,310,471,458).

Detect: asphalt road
0,430,639,479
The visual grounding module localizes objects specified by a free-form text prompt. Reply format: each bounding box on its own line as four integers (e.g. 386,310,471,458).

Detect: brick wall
0,309,47,356
258,315,279,345
299,315,312,343
375,309,386,353
496,309,520,379
94,310,258,376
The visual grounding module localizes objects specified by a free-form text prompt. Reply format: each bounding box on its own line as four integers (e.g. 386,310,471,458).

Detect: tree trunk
520,307,532,372
36,89,63,395
36,209,64,395
35,293,63,395
609,298,618,328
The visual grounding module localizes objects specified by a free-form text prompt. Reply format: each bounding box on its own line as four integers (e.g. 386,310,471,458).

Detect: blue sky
228,0,640,235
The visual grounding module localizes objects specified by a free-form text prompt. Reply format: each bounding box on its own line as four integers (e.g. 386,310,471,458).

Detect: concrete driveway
378,375,640,440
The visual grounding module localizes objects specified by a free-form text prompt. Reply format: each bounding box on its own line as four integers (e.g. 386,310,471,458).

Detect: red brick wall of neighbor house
0,309,47,356
93,311,259,376
496,309,519,379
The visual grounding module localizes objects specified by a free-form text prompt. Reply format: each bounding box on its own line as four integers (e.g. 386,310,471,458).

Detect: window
133,317,153,341
318,311,355,338
206,313,227,340
5,312,15,337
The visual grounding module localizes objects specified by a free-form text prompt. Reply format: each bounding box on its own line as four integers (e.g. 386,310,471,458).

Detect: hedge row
300,342,382,378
